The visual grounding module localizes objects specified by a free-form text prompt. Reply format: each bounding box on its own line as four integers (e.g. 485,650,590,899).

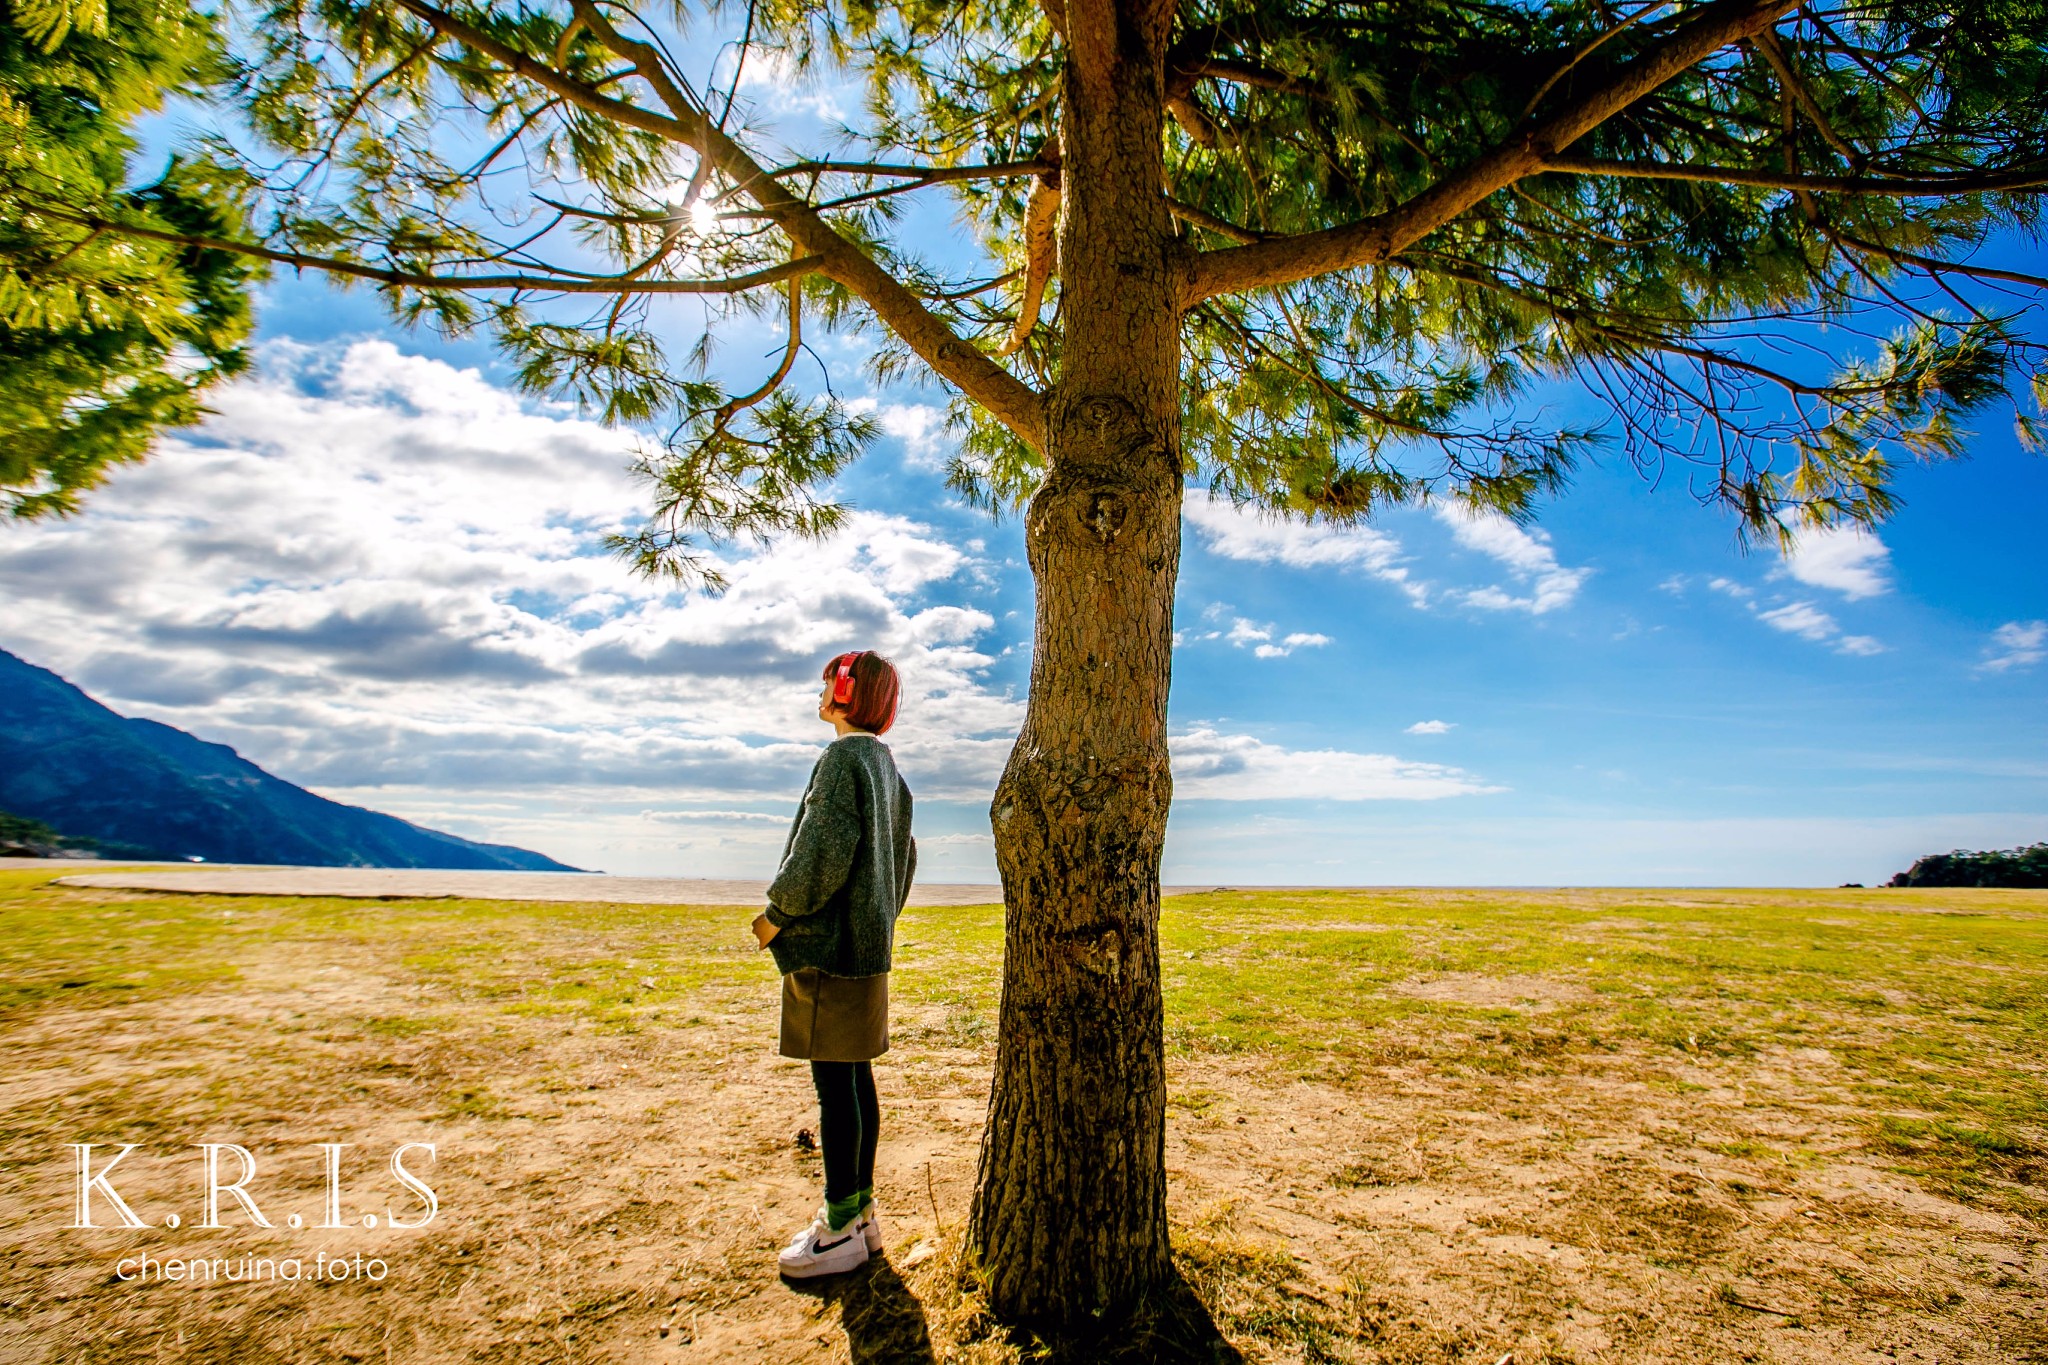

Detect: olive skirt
779,967,889,1062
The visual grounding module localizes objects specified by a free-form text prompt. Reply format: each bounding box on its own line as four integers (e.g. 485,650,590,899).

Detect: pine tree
10,0,2047,1338
0,0,261,517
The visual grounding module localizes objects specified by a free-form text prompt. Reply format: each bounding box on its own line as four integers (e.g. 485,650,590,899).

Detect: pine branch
912,269,1024,302
288,35,443,193
765,159,1055,183
725,162,1058,217
393,0,1048,449
714,276,801,422
1751,28,1863,168
1167,198,1264,244
1184,0,1802,306
1421,257,1840,398
1825,229,2048,293
392,0,681,141
1036,0,1069,44
1521,1,1666,119
26,200,822,295
1176,57,1323,98
1167,93,1227,149
1542,157,2048,196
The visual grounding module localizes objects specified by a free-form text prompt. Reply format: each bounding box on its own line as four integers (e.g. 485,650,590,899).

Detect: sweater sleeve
763,749,862,925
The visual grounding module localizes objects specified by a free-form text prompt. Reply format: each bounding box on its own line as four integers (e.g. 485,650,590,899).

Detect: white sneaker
777,1210,870,1278
854,1202,883,1253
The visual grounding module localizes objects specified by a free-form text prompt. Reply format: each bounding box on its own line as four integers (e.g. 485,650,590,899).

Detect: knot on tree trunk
1084,489,1127,544
1025,467,1174,571
1051,392,1173,472
1068,926,1126,982
1053,390,1177,460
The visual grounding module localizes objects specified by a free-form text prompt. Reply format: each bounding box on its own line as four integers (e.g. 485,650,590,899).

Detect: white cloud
0,340,1029,836
729,48,847,121
1182,493,1425,605
1703,557,1883,657
1757,600,1839,642
0,338,1536,877
1405,720,1453,735
1782,526,1892,600
849,399,951,472
1755,600,1886,656
1182,496,1590,618
1225,618,1271,647
1170,728,1500,801
1981,620,2047,673
1212,617,1331,659
639,809,789,824
1436,506,1588,615
1254,631,1330,660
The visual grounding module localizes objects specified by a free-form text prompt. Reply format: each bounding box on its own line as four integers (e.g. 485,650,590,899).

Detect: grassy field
0,866,2044,1363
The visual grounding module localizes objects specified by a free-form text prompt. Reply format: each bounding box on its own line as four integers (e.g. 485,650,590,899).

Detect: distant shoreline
13,858,2036,898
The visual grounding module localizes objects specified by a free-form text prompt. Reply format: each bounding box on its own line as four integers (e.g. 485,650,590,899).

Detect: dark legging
809,1060,879,1203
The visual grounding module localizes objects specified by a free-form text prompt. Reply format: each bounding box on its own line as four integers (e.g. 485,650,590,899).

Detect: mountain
0,649,581,871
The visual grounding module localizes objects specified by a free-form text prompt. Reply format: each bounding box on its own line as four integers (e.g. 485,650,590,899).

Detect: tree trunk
967,0,1185,1331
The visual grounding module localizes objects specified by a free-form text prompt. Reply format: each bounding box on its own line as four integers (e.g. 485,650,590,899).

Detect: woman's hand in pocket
751,912,780,949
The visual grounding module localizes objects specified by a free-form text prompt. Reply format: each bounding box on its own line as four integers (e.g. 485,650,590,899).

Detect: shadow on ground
787,1262,1242,1365
1086,1272,1247,1365
787,1257,940,1364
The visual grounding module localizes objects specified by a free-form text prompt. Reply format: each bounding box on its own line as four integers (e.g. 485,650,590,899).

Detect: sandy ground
1,883,2042,1363
6,985,2044,1362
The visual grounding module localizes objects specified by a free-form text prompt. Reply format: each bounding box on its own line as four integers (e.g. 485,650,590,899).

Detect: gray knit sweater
763,733,916,977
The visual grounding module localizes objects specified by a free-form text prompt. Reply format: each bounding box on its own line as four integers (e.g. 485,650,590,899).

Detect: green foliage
20,1,2044,564
607,389,876,588
917,0,2047,537
0,0,261,517
219,0,902,580
0,808,65,855
790,0,2043,541
1889,842,2048,889
8,0,109,52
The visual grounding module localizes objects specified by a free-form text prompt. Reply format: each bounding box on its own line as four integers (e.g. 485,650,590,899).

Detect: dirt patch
1160,1034,2047,1365
1389,973,1593,1012
3,880,2046,1364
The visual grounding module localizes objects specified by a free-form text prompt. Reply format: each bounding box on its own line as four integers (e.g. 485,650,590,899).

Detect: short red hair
823,651,901,734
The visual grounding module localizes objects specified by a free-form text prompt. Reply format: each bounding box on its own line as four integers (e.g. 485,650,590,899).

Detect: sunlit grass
4,867,2046,1361
4,869,2043,1205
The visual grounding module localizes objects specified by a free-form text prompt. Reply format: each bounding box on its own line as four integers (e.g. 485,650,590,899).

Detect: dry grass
1,870,2045,1362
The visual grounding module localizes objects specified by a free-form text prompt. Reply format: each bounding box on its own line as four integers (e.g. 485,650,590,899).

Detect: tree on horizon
6,0,2046,1342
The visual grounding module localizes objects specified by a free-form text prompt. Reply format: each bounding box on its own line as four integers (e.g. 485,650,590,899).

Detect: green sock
825,1191,864,1232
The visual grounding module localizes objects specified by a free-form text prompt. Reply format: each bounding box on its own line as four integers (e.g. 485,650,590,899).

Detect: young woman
751,650,916,1278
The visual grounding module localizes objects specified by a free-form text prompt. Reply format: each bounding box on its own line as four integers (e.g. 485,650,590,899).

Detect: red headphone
831,654,858,706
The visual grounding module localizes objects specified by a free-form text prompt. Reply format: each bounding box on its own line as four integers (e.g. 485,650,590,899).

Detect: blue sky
2,39,2043,885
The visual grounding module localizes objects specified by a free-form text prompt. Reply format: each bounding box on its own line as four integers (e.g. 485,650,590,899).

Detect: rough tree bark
967,0,1188,1330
